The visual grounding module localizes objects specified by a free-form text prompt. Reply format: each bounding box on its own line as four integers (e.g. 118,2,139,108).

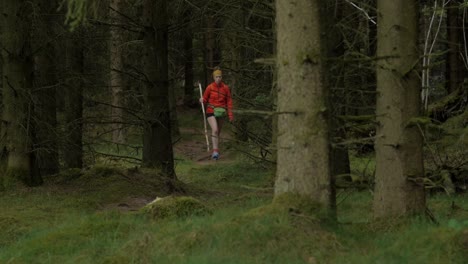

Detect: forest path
103,109,238,213
173,126,236,166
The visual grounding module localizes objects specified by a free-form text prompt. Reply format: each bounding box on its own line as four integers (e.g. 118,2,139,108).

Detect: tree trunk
141,0,175,177
373,0,425,219
223,3,246,142
1,0,42,186
0,2,5,173
204,14,222,86
63,31,84,169
324,1,348,212
274,0,333,211
183,6,195,107
446,1,466,94
109,0,126,144
33,0,59,176
169,77,180,139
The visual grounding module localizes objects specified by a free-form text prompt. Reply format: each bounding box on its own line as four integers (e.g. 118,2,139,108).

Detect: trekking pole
198,82,210,152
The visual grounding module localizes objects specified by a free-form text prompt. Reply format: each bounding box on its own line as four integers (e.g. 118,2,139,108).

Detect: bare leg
217,117,224,139
207,116,219,151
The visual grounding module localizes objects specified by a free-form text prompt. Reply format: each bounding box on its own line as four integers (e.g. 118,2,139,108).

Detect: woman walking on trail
199,68,234,160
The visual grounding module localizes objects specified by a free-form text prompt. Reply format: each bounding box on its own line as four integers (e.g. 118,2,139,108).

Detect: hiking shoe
212,152,220,160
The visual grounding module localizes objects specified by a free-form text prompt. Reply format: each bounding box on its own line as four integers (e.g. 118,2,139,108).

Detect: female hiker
199,68,234,160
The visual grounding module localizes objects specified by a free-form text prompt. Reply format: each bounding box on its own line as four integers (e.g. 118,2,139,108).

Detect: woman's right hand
199,98,204,104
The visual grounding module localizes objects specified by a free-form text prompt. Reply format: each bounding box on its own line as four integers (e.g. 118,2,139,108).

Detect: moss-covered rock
142,196,211,219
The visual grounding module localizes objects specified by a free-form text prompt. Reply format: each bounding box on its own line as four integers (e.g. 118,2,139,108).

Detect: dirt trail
174,126,235,166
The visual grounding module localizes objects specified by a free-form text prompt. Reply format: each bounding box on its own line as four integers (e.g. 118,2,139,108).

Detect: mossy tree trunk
1,0,42,186
373,0,425,219
63,30,84,169
109,0,126,144
274,0,334,213
33,0,59,176
141,0,175,177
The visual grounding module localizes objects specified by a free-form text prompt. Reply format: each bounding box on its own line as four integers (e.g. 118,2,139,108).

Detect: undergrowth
0,158,467,263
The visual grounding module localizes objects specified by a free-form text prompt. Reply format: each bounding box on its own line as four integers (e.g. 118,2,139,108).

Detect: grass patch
333,219,467,264
181,161,273,188
348,152,375,188
1,157,467,263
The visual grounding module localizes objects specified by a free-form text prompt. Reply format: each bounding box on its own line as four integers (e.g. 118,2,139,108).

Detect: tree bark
223,3,246,142
169,75,180,139
33,0,59,176
109,0,126,144
63,31,84,169
324,1,348,212
373,0,425,219
183,6,195,107
1,0,42,186
204,14,222,86
141,0,175,177
274,0,333,211
446,1,466,94
0,1,5,173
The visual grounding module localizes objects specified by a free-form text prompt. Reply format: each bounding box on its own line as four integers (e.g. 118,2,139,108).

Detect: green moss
42,165,174,207
442,108,468,134
405,116,432,127
2,168,29,189
425,107,468,159
456,229,468,259
90,165,121,177
428,90,463,113
273,193,322,213
243,193,327,223
221,193,340,262
296,50,320,65
0,216,24,247
53,168,82,183
142,196,212,219
102,255,133,264
281,193,335,221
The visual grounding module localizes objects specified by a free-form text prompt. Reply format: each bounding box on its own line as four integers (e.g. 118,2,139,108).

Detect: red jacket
202,81,233,120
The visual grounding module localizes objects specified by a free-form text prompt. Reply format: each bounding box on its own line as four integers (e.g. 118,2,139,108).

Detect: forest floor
174,126,237,166
0,107,467,263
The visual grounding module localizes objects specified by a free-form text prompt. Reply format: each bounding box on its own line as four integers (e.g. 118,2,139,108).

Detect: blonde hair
212,69,222,77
